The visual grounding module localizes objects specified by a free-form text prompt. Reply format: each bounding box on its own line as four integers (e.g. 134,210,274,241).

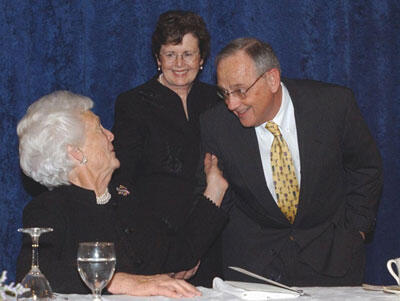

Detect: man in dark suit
199,38,383,286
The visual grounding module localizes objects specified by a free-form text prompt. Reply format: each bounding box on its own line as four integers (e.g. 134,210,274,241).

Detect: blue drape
1,0,399,285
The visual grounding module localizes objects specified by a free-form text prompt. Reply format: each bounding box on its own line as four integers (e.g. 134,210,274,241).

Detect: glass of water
77,242,116,300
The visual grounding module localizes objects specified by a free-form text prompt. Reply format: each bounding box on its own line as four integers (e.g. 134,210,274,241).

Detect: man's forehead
217,53,256,84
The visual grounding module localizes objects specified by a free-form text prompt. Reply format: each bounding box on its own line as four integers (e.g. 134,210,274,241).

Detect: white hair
17,90,93,188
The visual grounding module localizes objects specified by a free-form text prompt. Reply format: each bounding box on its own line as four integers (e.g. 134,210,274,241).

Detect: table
58,286,400,300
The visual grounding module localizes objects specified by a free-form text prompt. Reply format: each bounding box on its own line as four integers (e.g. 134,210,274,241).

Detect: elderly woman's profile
16,90,228,297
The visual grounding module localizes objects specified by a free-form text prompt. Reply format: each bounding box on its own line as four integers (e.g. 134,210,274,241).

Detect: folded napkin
212,277,300,300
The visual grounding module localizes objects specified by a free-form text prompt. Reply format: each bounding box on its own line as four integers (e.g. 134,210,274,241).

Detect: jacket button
124,228,134,234
289,235,295,241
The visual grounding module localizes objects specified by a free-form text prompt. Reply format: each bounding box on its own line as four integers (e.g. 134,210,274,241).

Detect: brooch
116,185,130,196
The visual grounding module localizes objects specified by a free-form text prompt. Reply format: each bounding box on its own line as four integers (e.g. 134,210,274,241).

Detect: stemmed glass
77,242,116,301
17,227,54,300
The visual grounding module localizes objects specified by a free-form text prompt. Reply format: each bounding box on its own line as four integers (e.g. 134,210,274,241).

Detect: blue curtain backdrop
1,0,399,285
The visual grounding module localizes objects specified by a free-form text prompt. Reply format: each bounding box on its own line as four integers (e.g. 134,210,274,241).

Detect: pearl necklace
96,188,111,205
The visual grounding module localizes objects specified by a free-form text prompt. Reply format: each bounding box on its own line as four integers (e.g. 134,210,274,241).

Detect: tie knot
265,121,282,137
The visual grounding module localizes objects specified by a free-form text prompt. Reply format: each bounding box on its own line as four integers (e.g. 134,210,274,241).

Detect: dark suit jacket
199,78,383,285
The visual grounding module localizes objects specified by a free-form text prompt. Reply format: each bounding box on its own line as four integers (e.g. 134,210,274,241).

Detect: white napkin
212,277,300,300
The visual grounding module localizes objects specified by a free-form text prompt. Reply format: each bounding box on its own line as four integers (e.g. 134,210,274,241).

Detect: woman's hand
203,153,228,207
107,272,201,298
171,261,200,280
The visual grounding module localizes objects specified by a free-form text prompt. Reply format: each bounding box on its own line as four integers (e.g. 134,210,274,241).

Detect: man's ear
266,68,281,93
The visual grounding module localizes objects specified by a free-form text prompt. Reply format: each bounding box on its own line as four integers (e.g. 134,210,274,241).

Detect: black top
112,77,219,190
112,78,221,286
16,183,227,294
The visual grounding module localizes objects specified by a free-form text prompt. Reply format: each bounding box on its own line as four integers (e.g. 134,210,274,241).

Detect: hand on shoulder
203,153,228,207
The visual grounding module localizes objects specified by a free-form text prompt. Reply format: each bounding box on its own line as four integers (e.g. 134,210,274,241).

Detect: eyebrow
218,83,246,90
162,50,198,54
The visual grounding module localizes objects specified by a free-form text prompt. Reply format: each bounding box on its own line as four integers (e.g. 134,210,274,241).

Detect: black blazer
112,77,218,192
16,182,227,294
199,78,383,284
112,78,222,286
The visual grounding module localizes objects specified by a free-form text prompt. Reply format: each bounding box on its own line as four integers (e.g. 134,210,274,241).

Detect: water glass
77,242,116,300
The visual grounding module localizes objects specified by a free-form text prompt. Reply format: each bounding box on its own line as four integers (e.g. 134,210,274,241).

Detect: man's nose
225,95,241,111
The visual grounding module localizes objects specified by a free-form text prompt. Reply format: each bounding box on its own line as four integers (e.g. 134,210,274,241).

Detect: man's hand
107,272,201,298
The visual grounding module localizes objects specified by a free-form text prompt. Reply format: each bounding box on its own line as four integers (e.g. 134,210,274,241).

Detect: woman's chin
113,159,121,170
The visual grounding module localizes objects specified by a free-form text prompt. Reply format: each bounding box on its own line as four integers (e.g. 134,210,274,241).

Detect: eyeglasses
160,51,200,64
217,70,268,100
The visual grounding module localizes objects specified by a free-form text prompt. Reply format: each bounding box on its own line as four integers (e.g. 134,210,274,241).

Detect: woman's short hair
17,90,93,188
216,37,281,75
151,10,210,60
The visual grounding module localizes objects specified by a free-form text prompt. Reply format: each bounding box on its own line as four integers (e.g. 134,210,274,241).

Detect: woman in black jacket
16,91,227,297
112,10,221,287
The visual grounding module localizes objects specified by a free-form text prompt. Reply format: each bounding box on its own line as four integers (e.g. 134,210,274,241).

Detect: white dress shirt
255,82,301,203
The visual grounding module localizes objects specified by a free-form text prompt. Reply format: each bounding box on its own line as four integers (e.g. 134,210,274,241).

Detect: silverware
228,266,306,296
362,283,385,291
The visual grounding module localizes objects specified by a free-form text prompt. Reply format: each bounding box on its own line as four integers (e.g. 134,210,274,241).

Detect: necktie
265,121,299,223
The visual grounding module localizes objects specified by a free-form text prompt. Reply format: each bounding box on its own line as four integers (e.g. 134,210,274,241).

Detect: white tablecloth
58,286,400,301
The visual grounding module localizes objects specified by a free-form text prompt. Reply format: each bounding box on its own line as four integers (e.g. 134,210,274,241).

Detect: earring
80,155,88,165
158,66,161,71
200,66,203,70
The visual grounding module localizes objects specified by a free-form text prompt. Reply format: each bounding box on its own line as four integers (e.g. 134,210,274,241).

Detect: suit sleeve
341,90,383,233
197,111,238,212
112,94,146,186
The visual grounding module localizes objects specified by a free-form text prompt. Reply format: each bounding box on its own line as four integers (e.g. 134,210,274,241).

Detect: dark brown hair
152,10,210,60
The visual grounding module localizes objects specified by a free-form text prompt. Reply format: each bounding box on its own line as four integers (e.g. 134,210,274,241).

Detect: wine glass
77,242,116,301
17,227,54,300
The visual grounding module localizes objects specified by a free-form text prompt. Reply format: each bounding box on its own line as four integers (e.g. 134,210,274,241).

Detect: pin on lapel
116,185,130,196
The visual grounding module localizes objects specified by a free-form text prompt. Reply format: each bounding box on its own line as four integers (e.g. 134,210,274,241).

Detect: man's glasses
217,70,268,100
160,51,199,64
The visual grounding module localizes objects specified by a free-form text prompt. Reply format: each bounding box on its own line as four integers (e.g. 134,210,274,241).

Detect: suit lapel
223,80,327,226
227,118,289,223
283,80,325,223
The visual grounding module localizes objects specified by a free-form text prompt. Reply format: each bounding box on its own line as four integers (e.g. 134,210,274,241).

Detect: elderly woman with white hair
16,90,228,297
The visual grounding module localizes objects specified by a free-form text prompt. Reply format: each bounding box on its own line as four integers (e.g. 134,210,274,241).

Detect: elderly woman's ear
67,145,87,165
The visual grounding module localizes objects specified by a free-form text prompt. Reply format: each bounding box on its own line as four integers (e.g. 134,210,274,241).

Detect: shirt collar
257,82,290,131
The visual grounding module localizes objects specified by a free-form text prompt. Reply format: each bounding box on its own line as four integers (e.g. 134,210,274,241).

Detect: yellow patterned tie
265,121,299,223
